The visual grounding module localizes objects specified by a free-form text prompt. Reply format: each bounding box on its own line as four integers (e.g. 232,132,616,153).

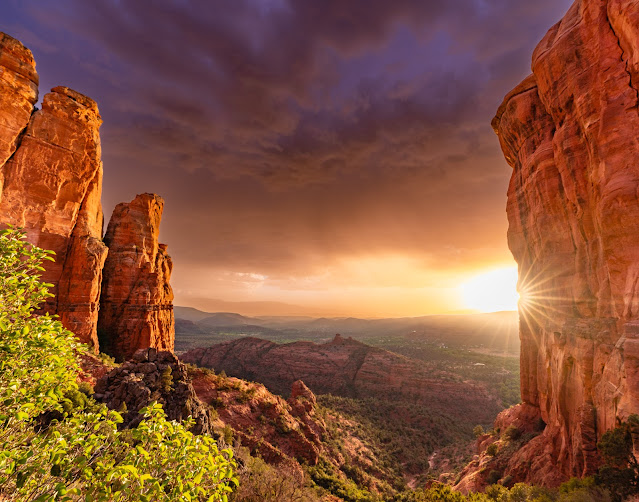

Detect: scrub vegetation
0,229,237,501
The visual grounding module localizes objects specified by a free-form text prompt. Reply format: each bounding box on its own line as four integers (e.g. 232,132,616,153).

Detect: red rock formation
491,0,639,485
189,369,325,468
0,83,107,350
98,194,175,360
181,335,502,425
0,32,176,356
94,349,211,434
0,33,38,175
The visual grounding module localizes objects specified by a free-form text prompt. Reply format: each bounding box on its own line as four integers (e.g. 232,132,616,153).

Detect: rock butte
181,334,502,426
459,0,639,489
0,32,174,357
99,194,175,361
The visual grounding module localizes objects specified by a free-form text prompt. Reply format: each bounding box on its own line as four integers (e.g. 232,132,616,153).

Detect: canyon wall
493,0,639,484
0,33,174,356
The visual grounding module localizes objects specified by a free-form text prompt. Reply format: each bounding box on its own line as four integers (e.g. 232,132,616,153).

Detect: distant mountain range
173,306,520,355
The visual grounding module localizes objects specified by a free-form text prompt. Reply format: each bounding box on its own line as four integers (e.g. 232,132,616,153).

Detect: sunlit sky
3,1,572,317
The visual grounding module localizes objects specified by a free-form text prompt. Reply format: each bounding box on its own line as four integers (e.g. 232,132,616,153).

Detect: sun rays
460,267,519,312
516,260,580,334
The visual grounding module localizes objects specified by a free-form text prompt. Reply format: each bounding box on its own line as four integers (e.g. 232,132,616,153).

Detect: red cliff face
98,194,175,361
492,0,639,485
0,32,174,357
0,33,38,173
0,74,107,349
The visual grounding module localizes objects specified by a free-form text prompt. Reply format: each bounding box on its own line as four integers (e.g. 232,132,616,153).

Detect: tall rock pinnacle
98,194,175,361
0,32,175,357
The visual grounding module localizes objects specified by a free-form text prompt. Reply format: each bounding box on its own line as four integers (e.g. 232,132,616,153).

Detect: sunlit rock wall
0,32,174,356
493,0,639,484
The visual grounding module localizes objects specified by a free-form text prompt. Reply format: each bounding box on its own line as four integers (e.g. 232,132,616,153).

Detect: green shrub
211,397,226,409
486,443,498,456
78,381,94,396
595,417,639,501
486,470,502,485
98,352,117,366
223,424,235,445
0,228,237,501
161,365,174,392
503,425,522,441
473,425,485,437
235,392,250,404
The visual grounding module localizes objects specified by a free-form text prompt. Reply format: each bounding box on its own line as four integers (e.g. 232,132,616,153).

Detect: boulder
94,349,211,434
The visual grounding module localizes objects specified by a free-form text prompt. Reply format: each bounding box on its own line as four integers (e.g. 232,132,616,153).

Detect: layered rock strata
491,0,639,485
0,32,174,356
98,194,175,361
0,74,107,348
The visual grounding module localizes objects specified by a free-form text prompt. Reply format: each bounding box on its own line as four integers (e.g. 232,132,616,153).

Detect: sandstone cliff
0,33,38,173
484,0,639,487
0,32,174,356
0,73,107,348
98,194,175,361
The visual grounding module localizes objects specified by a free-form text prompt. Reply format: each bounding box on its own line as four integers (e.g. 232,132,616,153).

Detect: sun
460,266,519,313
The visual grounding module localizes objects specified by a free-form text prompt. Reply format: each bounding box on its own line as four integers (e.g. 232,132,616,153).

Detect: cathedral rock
0,33,174,357
480,0,639,487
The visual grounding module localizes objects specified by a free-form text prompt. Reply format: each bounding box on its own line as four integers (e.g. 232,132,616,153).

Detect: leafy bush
486,443,498,456
0,228,237,501
503,426,521,441
223,424,235,445
161,365,174,392
595,416,639,501
231,449,321,501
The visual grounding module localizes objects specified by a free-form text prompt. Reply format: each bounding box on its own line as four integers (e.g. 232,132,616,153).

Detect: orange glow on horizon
173,257,521,318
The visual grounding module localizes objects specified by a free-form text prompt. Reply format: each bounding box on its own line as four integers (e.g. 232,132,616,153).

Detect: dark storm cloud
2,0,574,303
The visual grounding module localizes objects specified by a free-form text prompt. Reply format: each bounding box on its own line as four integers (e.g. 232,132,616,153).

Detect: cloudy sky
3,0,573,317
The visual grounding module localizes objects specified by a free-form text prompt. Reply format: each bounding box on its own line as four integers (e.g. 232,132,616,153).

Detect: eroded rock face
0,83,107,349
189,369,325,467
492,0,639,484
98,194,175,361
0,32,175,355
94,349,211,434
0,33,38,176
